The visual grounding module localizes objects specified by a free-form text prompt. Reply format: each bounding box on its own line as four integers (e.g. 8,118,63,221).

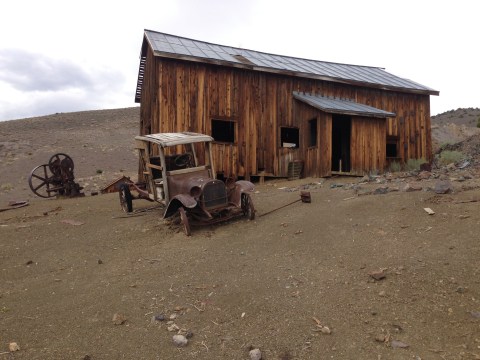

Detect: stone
417,171,431,180
434,180,453,194
420,162,432,172
391,340,409,348
9,342,20,352
320,326,331,334
373,186,388,195
112,313,127,325
172,334,188,347
249,348,262,360
359,175,370,183
369,269,386,281
167,324,180,332
402,183,422,192
154,314,166,321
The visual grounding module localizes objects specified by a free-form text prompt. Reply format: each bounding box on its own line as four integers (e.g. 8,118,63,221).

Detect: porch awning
293,92,396,118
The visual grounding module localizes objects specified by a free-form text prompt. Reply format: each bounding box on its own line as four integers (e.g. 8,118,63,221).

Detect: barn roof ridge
143,29,386,71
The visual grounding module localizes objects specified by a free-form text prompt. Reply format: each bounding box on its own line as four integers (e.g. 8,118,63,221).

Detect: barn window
211,119,235,143
308,118,317,147
386,136,399,158
280,127,299,148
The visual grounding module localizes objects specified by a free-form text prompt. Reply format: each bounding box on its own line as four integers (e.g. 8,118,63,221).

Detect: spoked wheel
241,193,255,220
49,153,74,175
119,184,133,213
179,207,191,236
28,164,58,198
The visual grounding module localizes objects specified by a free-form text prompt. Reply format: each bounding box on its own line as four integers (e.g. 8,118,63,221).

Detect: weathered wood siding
139,48,432,178
350,117,386,175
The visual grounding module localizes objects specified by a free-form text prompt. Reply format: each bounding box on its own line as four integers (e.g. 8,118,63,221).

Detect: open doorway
331,115,351,172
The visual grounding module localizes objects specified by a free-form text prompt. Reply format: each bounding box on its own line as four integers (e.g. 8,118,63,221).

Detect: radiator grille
202,181,227,209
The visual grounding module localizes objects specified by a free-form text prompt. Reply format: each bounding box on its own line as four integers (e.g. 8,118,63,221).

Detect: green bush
439,142,452,151
389,161,402,172
438,150,464,165
477,116,480,128
405,158,427,171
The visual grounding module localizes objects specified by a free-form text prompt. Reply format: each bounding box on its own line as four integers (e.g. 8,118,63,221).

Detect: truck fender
229,180,255,207
163,194,197,218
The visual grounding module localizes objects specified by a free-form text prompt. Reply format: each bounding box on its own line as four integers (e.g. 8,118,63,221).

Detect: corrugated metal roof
141,30,439,97
293,92,396,118
135,132,213,147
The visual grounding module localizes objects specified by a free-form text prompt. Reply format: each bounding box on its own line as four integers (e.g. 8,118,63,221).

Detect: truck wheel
119,184,133,213
241,194,255,220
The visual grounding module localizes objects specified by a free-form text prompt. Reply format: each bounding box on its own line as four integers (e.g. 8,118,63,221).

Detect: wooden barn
135,30,439,179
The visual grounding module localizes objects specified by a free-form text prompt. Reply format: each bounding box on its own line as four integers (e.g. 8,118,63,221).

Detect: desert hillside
0,107,140,203
431,107,480,151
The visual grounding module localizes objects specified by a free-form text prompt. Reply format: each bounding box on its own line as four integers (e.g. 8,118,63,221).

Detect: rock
167,324,180,332
97,259,103,264
154,314,166,321
402,183,422,192
446,163,456,171
320,326,331,334
359,175,370,183
185,330,194,339
249,348,262,360
375,334,386,342
373,186,388,195
470,311,480,319
369,269,386,281
420,162,432,172
417,171,431,180
172,334,188,347
9,342,20,352
112,313,127,325
169,313,177,320
391,340,409,348
434,180,453,194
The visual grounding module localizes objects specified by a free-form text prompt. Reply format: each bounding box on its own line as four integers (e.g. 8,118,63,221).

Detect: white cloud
0,0,478,120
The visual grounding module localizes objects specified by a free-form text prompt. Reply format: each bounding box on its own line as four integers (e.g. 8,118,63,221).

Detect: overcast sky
0,0,477,121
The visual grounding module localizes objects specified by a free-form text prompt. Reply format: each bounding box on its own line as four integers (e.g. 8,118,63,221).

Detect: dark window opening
386,137,398,158
308,118,317,147
212,119,235,143
280,127,299,148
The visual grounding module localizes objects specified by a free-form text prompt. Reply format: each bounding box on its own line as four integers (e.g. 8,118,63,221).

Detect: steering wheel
174,153,193,168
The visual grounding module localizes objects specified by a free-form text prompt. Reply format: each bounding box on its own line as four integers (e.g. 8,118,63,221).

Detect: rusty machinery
28,153,84,198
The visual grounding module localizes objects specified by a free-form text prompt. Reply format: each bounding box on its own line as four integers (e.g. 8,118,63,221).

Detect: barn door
331,115,351,173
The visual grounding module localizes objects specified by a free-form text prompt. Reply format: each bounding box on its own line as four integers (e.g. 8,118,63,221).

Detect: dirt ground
1,109,480,359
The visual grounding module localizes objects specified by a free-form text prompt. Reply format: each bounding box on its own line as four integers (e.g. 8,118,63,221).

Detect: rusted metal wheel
179,207,191,236
241,193,255,220
119,184,133,213
49,153,74,175
28,164,58,198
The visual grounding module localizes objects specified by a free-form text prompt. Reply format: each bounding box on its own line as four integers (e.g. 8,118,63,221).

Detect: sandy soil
1,108,480,359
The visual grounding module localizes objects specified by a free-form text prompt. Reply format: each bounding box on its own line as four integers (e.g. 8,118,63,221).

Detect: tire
241,194,255,220
119,184,133,213
179,207,191,236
